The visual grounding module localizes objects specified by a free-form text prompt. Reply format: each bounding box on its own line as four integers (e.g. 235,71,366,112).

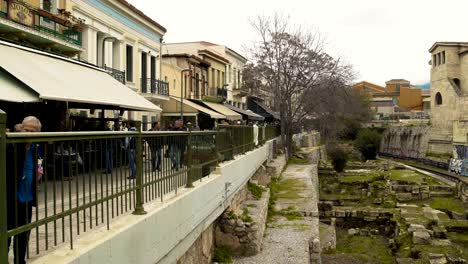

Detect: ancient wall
176,224,214,264
380,125,430,159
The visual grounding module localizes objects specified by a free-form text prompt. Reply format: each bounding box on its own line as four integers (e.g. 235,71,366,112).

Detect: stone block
413,230,431,244
451,211,466,220
427,253,447,264
396,193,414,202
408,224,427,234
432,226,447,239
396,258,415,264
431,239,451,246
348,228,358,236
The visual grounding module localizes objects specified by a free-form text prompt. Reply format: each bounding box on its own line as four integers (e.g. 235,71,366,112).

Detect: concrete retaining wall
32,140,275,264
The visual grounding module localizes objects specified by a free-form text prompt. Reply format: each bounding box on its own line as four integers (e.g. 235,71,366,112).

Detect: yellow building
160,42,244,128
353,79,425,113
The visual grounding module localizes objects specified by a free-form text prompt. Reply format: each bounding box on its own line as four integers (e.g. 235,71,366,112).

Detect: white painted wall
31,140,274,264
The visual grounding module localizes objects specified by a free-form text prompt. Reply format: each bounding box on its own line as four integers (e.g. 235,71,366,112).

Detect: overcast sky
128,0,468,86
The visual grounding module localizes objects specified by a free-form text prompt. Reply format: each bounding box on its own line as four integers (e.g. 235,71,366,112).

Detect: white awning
0,69,40,103
224,103,264,121
199,101,242,121
0,41,160,112
166,96,225,119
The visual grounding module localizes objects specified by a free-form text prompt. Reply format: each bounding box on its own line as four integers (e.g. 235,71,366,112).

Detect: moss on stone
213,245,233,263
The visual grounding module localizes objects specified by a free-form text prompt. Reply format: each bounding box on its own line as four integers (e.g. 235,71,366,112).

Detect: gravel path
235,149,320,264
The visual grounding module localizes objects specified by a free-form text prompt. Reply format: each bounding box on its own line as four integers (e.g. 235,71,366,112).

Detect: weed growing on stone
241,208,253,223
247,182,265,200
228,211,237,220
213,245,233,263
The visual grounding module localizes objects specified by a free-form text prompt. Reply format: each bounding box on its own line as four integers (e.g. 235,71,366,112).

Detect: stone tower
428,42,468,155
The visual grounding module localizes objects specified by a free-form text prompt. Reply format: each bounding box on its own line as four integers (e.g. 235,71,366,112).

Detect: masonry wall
380,125,430,159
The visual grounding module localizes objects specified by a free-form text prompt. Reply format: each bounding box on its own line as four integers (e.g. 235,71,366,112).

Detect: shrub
327,144,348,172
247,182,265,200
354,128,382,160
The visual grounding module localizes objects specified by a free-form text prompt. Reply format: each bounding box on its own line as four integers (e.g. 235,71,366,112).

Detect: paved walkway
235,148,320,264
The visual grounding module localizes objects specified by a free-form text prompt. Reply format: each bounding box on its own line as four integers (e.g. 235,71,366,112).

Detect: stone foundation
176,224,214,264
215,189,270,256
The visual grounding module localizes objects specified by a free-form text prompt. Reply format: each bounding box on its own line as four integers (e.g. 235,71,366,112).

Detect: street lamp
180,68,192,121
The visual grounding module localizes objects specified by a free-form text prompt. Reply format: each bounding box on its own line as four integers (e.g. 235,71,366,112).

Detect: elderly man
6,116,43,264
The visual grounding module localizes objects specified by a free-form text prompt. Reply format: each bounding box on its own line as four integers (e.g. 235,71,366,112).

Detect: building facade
428,42,468,155
69,0,167,129
0,0,83,56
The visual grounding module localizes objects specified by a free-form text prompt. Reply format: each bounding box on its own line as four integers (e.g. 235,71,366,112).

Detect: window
126,45,133,82
433,54,436,67
442,51,446,64
42,0,52,12
222,72,225,86
150,56,156,80
395,84,400,92
437,53,441,66
217,70,220,87
141,52,147,92
435,92,443,105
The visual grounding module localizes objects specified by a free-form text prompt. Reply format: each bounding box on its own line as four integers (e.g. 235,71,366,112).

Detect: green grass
323,228,394,264
273,178,306,200
288,156,309,164
388,169,443,185
416,197,468,213
447,232,468,260
213,245,233,263
338,174,378,183
278,206,303,221
247,182,265,200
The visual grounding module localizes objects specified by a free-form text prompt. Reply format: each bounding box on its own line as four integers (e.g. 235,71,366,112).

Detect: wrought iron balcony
141,78,169,97
103,65,125,84
0,0,82,47
207,87,227,99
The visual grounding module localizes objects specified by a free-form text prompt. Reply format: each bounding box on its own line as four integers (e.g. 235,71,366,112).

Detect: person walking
125,120,137,179
6,116,43,264
149,121,162,171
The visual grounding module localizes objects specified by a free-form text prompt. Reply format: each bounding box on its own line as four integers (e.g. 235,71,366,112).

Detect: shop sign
8,1,34,27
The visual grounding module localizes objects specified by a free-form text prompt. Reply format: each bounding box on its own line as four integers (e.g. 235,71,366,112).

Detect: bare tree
246,13,357,158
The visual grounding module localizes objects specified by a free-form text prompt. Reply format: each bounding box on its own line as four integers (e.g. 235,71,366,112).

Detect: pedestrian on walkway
125,120,137,179
149,121,162,171
6,116,43,264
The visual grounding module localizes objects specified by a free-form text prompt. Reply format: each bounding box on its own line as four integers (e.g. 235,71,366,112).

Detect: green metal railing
0,112,279,263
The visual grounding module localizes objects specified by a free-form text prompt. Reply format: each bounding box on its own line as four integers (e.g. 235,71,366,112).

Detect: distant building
427,42,468,154
353,79,427,119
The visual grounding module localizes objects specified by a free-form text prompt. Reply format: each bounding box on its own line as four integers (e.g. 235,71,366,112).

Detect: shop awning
0,41,160,112
199,101,241,121
223,103,264,121
0,69,40,103
249,99,280,120
162,96,225,119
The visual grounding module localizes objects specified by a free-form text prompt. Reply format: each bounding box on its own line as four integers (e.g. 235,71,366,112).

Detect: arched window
435,92,443,105
453,78,461,88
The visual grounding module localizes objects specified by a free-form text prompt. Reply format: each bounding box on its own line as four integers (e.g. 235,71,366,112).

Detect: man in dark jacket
6,116,43,264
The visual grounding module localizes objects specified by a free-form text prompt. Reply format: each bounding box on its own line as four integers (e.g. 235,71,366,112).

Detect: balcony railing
141,78,169,97
207,87,227,99
0,0,82,46
0,111,279,262
103,65,125,85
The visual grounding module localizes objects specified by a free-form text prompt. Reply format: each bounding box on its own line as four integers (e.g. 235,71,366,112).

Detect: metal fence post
133,121,146,215
0,110,8,263
186,123,194,188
